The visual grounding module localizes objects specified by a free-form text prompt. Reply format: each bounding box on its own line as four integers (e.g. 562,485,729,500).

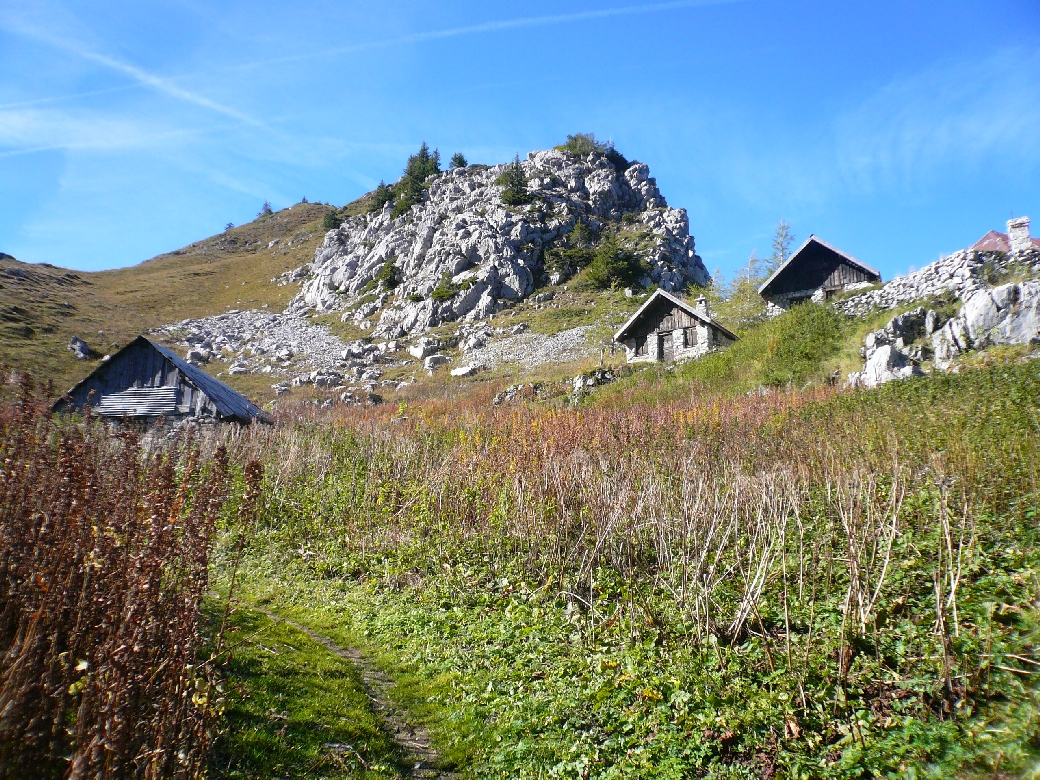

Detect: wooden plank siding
759,237,881,307
54,336,265,423
628,297,701,356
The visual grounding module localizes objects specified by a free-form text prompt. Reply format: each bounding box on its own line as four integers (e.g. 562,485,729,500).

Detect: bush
430,273,460,302
604,145,630,171
450,152,468,169
374,259,399,289
392,143,441,218
556,132,607,157
322,209,344,231
367,181,394,213
580,234,647,289
498,155,530,207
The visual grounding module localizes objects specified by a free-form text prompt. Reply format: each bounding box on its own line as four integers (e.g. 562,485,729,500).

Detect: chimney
1008,216,1031,254
695,295,710,319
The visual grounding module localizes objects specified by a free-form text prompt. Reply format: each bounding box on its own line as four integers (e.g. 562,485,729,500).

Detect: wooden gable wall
766,243,878,297
627,297,702,354
63,340,214,416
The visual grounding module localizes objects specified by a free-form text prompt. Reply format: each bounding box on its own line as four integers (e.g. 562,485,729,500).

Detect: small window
683,327,698,348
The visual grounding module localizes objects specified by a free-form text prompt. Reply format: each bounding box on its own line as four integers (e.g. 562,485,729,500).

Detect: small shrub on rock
374,260,399,289
430,273,460,302
557,132,607,157
580,234,647,290
367,181,394,213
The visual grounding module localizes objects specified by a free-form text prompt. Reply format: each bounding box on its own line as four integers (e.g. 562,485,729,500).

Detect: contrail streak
219,0,741,71
0,16,264,127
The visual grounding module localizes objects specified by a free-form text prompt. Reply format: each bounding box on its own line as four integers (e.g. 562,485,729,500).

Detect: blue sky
1,0,1038,281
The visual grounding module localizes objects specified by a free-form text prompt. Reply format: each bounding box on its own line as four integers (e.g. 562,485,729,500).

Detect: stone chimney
695,295,710,319
1008,216,1031,254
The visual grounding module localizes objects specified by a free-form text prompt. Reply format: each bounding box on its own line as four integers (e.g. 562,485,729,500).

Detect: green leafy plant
579,234,647,289
430,273,460,302
374,259,399,290
556,132,607,157
450,152,468,169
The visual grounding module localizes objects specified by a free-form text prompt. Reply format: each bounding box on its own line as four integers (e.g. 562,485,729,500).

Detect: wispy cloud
0,107,201,157
0,12,265,127
218,0,742,72
0,84,142,111
835,48,1040,193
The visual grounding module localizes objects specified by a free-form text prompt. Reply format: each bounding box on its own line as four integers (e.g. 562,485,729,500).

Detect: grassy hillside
216,357,1040,779
0,202,330,392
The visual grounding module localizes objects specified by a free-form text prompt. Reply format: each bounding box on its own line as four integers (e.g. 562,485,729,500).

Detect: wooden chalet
758,235,881,312
614,289,737,364
53,336,268,425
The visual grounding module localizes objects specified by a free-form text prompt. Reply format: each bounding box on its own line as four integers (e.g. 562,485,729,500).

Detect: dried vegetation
0,377,260,780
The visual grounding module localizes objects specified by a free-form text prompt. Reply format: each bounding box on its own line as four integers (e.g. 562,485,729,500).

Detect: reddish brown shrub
0,377,234,780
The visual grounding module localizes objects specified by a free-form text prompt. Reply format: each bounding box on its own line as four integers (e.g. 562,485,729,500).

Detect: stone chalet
758,235,881,314
614,289,737,364
971,217,1040,254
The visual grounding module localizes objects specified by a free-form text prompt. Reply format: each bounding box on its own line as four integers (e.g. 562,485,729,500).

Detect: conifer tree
450,152,468,169
769,220,794,273
500,155,530,206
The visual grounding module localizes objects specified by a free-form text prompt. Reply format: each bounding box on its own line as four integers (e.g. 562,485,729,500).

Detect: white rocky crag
848,282,1040,387
847,307,932,388
289,149,709,338
931,281,1040,369
151,310,408,393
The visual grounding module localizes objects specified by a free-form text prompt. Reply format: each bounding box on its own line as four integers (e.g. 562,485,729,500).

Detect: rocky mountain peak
288,147,710,338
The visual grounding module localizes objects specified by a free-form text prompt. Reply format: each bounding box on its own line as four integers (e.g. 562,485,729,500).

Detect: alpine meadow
3,2,1040,778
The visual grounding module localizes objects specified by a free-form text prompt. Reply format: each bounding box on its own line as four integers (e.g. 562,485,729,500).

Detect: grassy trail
209,600,454,780
248,603,456,780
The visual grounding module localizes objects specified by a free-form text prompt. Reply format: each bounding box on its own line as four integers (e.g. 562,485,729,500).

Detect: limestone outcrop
288,149,709,337
848,282,1040,386
931,281,1040,369
836,247,1040,318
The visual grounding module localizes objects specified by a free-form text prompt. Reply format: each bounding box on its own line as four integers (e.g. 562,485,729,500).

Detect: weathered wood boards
758,235,881,311
53,336,267,424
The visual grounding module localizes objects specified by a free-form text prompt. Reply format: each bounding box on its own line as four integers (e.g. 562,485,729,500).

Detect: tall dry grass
241,366,1040,727
0,376,257,780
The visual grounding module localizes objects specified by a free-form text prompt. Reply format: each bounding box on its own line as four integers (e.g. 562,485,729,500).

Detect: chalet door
657,332,673,362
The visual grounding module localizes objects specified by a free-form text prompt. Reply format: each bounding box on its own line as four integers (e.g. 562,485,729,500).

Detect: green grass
206,599,406,780
232,580,476,774
217,359,1040,778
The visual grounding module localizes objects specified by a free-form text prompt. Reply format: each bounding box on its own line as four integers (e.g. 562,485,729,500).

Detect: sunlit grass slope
0,202,329,392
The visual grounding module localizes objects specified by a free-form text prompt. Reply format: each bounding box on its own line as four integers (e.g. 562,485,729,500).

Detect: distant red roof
971,230,1040,252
